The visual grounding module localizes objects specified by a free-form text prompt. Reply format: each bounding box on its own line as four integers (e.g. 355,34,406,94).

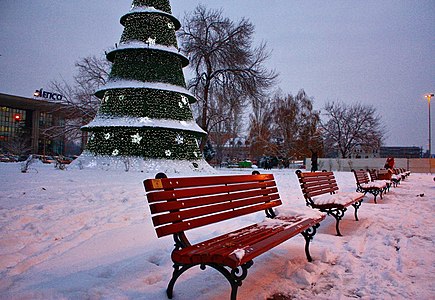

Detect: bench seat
172,216,322,269
311,191,364,208
359,181,387,190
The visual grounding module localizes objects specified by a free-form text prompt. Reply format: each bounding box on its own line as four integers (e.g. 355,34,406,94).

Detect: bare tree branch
321,101,385,158
180,5,278,153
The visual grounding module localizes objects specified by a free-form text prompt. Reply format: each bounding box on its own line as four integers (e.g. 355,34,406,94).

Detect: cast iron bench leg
301,223,320,262
351,200,362,221
324,208,346,236
208,262,254,300
167,263,195,299
167,261,254,300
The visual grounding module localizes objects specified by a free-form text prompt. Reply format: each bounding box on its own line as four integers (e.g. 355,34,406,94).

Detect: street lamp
424,93,434,161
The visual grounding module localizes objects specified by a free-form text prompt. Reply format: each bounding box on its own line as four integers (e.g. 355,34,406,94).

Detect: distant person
384,157,395,170
311,151,318,172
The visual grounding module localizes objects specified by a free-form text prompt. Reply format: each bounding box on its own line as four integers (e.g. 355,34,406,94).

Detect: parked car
0,154,18,162
54,156,73,164
41,156,56,164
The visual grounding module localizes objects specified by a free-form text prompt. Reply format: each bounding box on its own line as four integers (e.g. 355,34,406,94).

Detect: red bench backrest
352,169,370,185
144,174,281,237
295,170,339,200
367,169,378,181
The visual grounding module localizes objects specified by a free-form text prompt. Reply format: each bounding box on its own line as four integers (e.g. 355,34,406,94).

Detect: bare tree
248,96,274,159
180,5,277,151
1,123,32,155
47,55,110,145
270,90,321,160
248,90,321,165
321,101,384,158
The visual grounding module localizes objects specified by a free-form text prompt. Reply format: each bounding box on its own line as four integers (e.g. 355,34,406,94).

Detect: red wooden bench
295,170,364,236
377,169,400,187
352,169,387,203
367,169,392,192
143,173,325,300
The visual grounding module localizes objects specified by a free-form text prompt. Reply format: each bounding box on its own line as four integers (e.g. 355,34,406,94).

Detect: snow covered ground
0,162,434,299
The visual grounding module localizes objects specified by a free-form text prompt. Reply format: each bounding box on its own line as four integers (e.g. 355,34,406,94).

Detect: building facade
0,93,69,156
380,146,422,158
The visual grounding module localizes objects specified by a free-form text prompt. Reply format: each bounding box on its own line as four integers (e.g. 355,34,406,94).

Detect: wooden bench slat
147,181,276,203
155,200,281,237
298,171,334,177
149,186,279,214
187,217,307,263
172,217,321,268
144,174,275,191
303,179,337,187
174,224,279,265
180,216,307,259
152,193,281,226
232,218,320,266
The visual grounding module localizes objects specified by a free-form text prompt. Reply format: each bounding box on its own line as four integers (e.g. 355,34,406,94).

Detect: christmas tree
77,0,213,173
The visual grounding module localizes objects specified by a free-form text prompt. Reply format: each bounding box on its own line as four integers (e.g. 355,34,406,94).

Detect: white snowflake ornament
112,149,119,156
181,95,188,105
165,150,172,157
131,133,143,144
146,37,156,46
104,133,111,140
175,134,184,144
168,22,175,29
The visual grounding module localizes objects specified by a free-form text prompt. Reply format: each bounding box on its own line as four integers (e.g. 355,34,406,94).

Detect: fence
305,158,435,173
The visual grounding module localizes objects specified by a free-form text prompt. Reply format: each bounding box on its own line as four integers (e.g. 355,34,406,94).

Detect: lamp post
425,93,434,172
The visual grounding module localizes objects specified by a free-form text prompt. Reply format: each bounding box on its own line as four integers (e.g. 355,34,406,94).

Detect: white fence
305,158,435,173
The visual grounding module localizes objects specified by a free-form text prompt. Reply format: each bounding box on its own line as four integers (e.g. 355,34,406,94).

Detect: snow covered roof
120,6,181,30
82,115,206,135
105,41,189,67
94,79,196,104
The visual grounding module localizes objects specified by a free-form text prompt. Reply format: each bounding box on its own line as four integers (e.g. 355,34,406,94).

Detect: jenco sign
34,88,64,101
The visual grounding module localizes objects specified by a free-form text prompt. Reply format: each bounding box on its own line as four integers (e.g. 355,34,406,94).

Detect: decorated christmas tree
76,0,213,173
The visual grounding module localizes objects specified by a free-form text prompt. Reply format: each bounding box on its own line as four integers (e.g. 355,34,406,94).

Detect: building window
39,112,53,128
0,106,26,142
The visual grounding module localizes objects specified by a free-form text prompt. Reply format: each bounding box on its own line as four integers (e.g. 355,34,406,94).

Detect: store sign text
34,88,64,101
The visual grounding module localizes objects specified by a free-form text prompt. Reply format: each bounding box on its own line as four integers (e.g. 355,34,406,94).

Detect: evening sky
0,1,434,150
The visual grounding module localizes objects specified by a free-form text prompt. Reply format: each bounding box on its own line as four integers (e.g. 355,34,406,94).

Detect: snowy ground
0,162,434,299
